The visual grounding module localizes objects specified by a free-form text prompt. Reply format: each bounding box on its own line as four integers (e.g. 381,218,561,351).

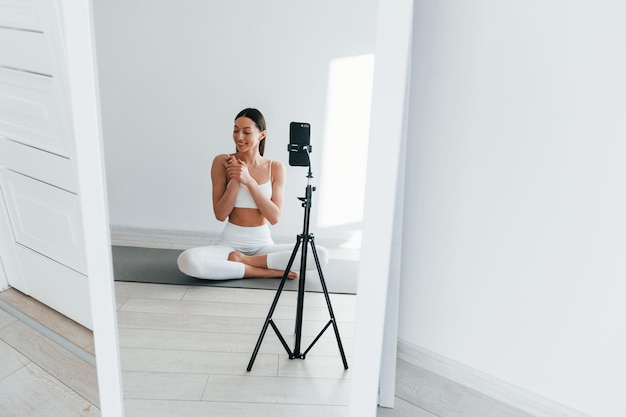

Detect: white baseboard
110,224,220,245
397,339,591,417
109,224,359,249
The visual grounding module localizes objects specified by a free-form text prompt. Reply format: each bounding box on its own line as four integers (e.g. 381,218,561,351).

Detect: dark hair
235,108,266,156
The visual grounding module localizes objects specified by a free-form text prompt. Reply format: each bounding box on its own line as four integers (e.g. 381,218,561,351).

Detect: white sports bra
233,160,273,209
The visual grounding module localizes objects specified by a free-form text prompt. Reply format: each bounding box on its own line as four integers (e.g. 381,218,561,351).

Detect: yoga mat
111,245,358,294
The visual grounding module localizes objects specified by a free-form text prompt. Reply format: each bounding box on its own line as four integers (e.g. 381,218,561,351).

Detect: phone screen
289,122,311,166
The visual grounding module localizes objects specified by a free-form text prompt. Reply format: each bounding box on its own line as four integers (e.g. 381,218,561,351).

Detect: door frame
64,0,413,416
61,0,125,415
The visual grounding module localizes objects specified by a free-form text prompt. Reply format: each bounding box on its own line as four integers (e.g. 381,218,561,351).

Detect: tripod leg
292,234,310,357
247,318,273,372
247,236,303,371
309,237,349,370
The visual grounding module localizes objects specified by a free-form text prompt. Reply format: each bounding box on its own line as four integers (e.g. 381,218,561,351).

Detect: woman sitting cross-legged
177,108,328,280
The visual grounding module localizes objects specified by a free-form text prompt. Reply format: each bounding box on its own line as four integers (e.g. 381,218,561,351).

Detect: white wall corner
397,339,592,417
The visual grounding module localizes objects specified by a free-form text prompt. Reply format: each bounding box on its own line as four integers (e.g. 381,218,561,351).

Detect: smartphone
288,122,311,167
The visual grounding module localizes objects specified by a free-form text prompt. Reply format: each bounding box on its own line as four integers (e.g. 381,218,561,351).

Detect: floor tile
0,320,99,406
117,310,265,334
0,363,100,417
117,326,352,357
120,348,278,377
377,397,438,417
124,399,348,417
123,371,208,400
118,296,355,323
0,339,30,380
202,374,351,405
114,282,188,300
0,307,17,330
277,354,351,379
117,308,353,340
182,285,357,309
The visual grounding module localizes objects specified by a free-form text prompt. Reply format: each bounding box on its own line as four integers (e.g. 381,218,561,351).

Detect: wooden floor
0,280,360,417
1,281,525,417
0,288,99,417
0,236,379,417
0,239,527,417
116,281,356,417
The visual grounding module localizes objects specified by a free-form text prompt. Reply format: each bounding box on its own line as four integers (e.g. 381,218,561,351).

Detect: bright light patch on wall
318,54,374,245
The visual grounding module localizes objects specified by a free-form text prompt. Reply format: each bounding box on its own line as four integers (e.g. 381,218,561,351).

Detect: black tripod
246,162,348,371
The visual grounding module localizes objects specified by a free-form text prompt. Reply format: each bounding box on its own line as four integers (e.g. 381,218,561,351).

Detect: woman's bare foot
229,251,297,279
243,265,298,279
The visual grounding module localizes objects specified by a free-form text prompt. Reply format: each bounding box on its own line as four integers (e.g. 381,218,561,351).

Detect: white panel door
0,138,78,193
0,67,74,157
0,0,41,31
0,168,86,274
0,0,93,328
0,27,50,74
0,185,26,292
15,243,91,327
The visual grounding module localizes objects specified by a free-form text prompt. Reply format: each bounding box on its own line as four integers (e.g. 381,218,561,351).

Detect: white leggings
177,223,328,280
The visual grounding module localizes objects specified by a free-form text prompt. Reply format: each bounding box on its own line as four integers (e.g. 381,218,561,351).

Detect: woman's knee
301,245,329,270
177,250,201,276
314,245,329,268
177,250,245,279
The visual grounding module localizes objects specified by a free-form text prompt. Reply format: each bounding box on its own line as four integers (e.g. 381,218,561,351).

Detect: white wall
92,0,377,246
400,1,626,417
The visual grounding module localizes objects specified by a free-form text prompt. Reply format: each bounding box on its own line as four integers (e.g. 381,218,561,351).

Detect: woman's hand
225,156,253,186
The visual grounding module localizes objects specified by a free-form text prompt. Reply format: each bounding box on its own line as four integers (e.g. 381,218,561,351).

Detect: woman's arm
227,159,285,225
247,160,286,225
212,154,238,221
